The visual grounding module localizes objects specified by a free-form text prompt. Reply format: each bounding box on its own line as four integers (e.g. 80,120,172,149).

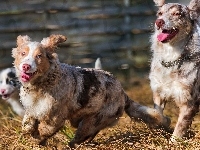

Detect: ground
1,78,200,150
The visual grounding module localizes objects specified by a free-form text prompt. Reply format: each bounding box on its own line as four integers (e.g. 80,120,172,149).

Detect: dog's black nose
155,19,165,29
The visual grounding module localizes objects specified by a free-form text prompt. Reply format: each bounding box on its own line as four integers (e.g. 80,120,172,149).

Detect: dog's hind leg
171,102,199,142
69,116,100,148
69,113,120,148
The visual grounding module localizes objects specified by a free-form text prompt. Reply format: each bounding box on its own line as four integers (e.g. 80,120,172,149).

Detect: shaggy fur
0,68,24,116
150,0,200,141
12,34,167,148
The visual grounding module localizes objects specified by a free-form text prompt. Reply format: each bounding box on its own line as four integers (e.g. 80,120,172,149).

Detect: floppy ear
153,0,165,7
41,34,67,51
12,35,31,58
41,34,67,61
12,48,18,58
17,35,31,47
10,67,16,74
188,0,200,20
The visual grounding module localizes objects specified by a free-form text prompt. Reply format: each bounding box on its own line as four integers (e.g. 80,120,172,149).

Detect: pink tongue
21,72,31,82
157,33,170,42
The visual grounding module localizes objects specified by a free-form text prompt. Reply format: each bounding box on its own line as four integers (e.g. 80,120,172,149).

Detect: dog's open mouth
21,71,37,82
157,28,179,43
1,93,12,100
2,94,10,100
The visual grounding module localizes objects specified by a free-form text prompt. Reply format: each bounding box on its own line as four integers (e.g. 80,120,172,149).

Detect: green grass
1,78,200,149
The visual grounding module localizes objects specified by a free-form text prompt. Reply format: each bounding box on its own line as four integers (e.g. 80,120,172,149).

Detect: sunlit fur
0,68,24,116
12,34,167,148
149,0,200,142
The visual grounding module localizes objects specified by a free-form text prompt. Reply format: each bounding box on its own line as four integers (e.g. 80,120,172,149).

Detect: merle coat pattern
12,34,167,148
150,0,200,142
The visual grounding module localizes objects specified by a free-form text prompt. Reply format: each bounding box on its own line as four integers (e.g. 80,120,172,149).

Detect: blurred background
0,0,188,86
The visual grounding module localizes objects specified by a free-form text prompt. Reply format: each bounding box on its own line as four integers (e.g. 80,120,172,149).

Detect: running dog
0,68,24,116
149,0,200,142
12,34,168,148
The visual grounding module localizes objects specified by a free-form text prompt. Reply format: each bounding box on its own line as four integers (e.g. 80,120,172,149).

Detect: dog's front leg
153,92,166,114
22,113,37,134
36,118,65,145
152,92,171,127
171,103,199,142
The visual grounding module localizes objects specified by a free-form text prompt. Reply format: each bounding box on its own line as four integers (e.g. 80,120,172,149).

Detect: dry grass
1,78,200,150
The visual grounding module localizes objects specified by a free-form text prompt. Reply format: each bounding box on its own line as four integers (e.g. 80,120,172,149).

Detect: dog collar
161,52,200,68
161,31,198,68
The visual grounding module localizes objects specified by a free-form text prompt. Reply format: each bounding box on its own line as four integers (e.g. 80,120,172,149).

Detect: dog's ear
17,35,31,47
41,34,67,51
10,67,16,74
41,35,66,61
153,0,165,7
188,0,200,20
12,35,31,58
12,48,18,58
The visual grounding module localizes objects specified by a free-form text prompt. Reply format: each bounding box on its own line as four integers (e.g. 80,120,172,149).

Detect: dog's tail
124,95,170,128
95,58,102,69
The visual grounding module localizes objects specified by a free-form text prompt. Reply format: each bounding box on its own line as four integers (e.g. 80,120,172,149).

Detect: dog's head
0,68,19,100
153,0,200,43
12,34,67,83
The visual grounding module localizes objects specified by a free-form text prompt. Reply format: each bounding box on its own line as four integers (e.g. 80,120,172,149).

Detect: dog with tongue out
153,2,193,43
156,26,179,43
149,0,200,143
21,64,35,82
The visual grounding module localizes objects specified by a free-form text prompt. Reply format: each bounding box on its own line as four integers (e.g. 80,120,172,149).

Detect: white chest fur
149,64,197,104
20,88,53,119
150,36,198,103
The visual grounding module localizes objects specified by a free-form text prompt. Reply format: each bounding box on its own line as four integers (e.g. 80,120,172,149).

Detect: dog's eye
36,54,42,59
9,80,15,86
21,52,26,56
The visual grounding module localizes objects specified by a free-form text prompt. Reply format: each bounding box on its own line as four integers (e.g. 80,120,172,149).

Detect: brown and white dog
149,0,200,142
0,68,24,116
12,34,167,148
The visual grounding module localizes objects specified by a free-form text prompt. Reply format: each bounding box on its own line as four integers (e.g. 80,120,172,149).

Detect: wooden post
123,0,132,81
44,0,50,37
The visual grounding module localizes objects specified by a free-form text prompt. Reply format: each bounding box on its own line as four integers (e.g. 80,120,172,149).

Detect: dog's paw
22,124,35,134
170,136,177,144
69,140,80,149
28,136,44,145
169,135,185,144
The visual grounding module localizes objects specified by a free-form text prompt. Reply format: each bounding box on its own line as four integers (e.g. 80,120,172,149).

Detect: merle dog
150,0,200,142
12,34,166,147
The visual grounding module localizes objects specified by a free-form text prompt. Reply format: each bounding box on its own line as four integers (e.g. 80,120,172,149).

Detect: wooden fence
0,0,185,82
